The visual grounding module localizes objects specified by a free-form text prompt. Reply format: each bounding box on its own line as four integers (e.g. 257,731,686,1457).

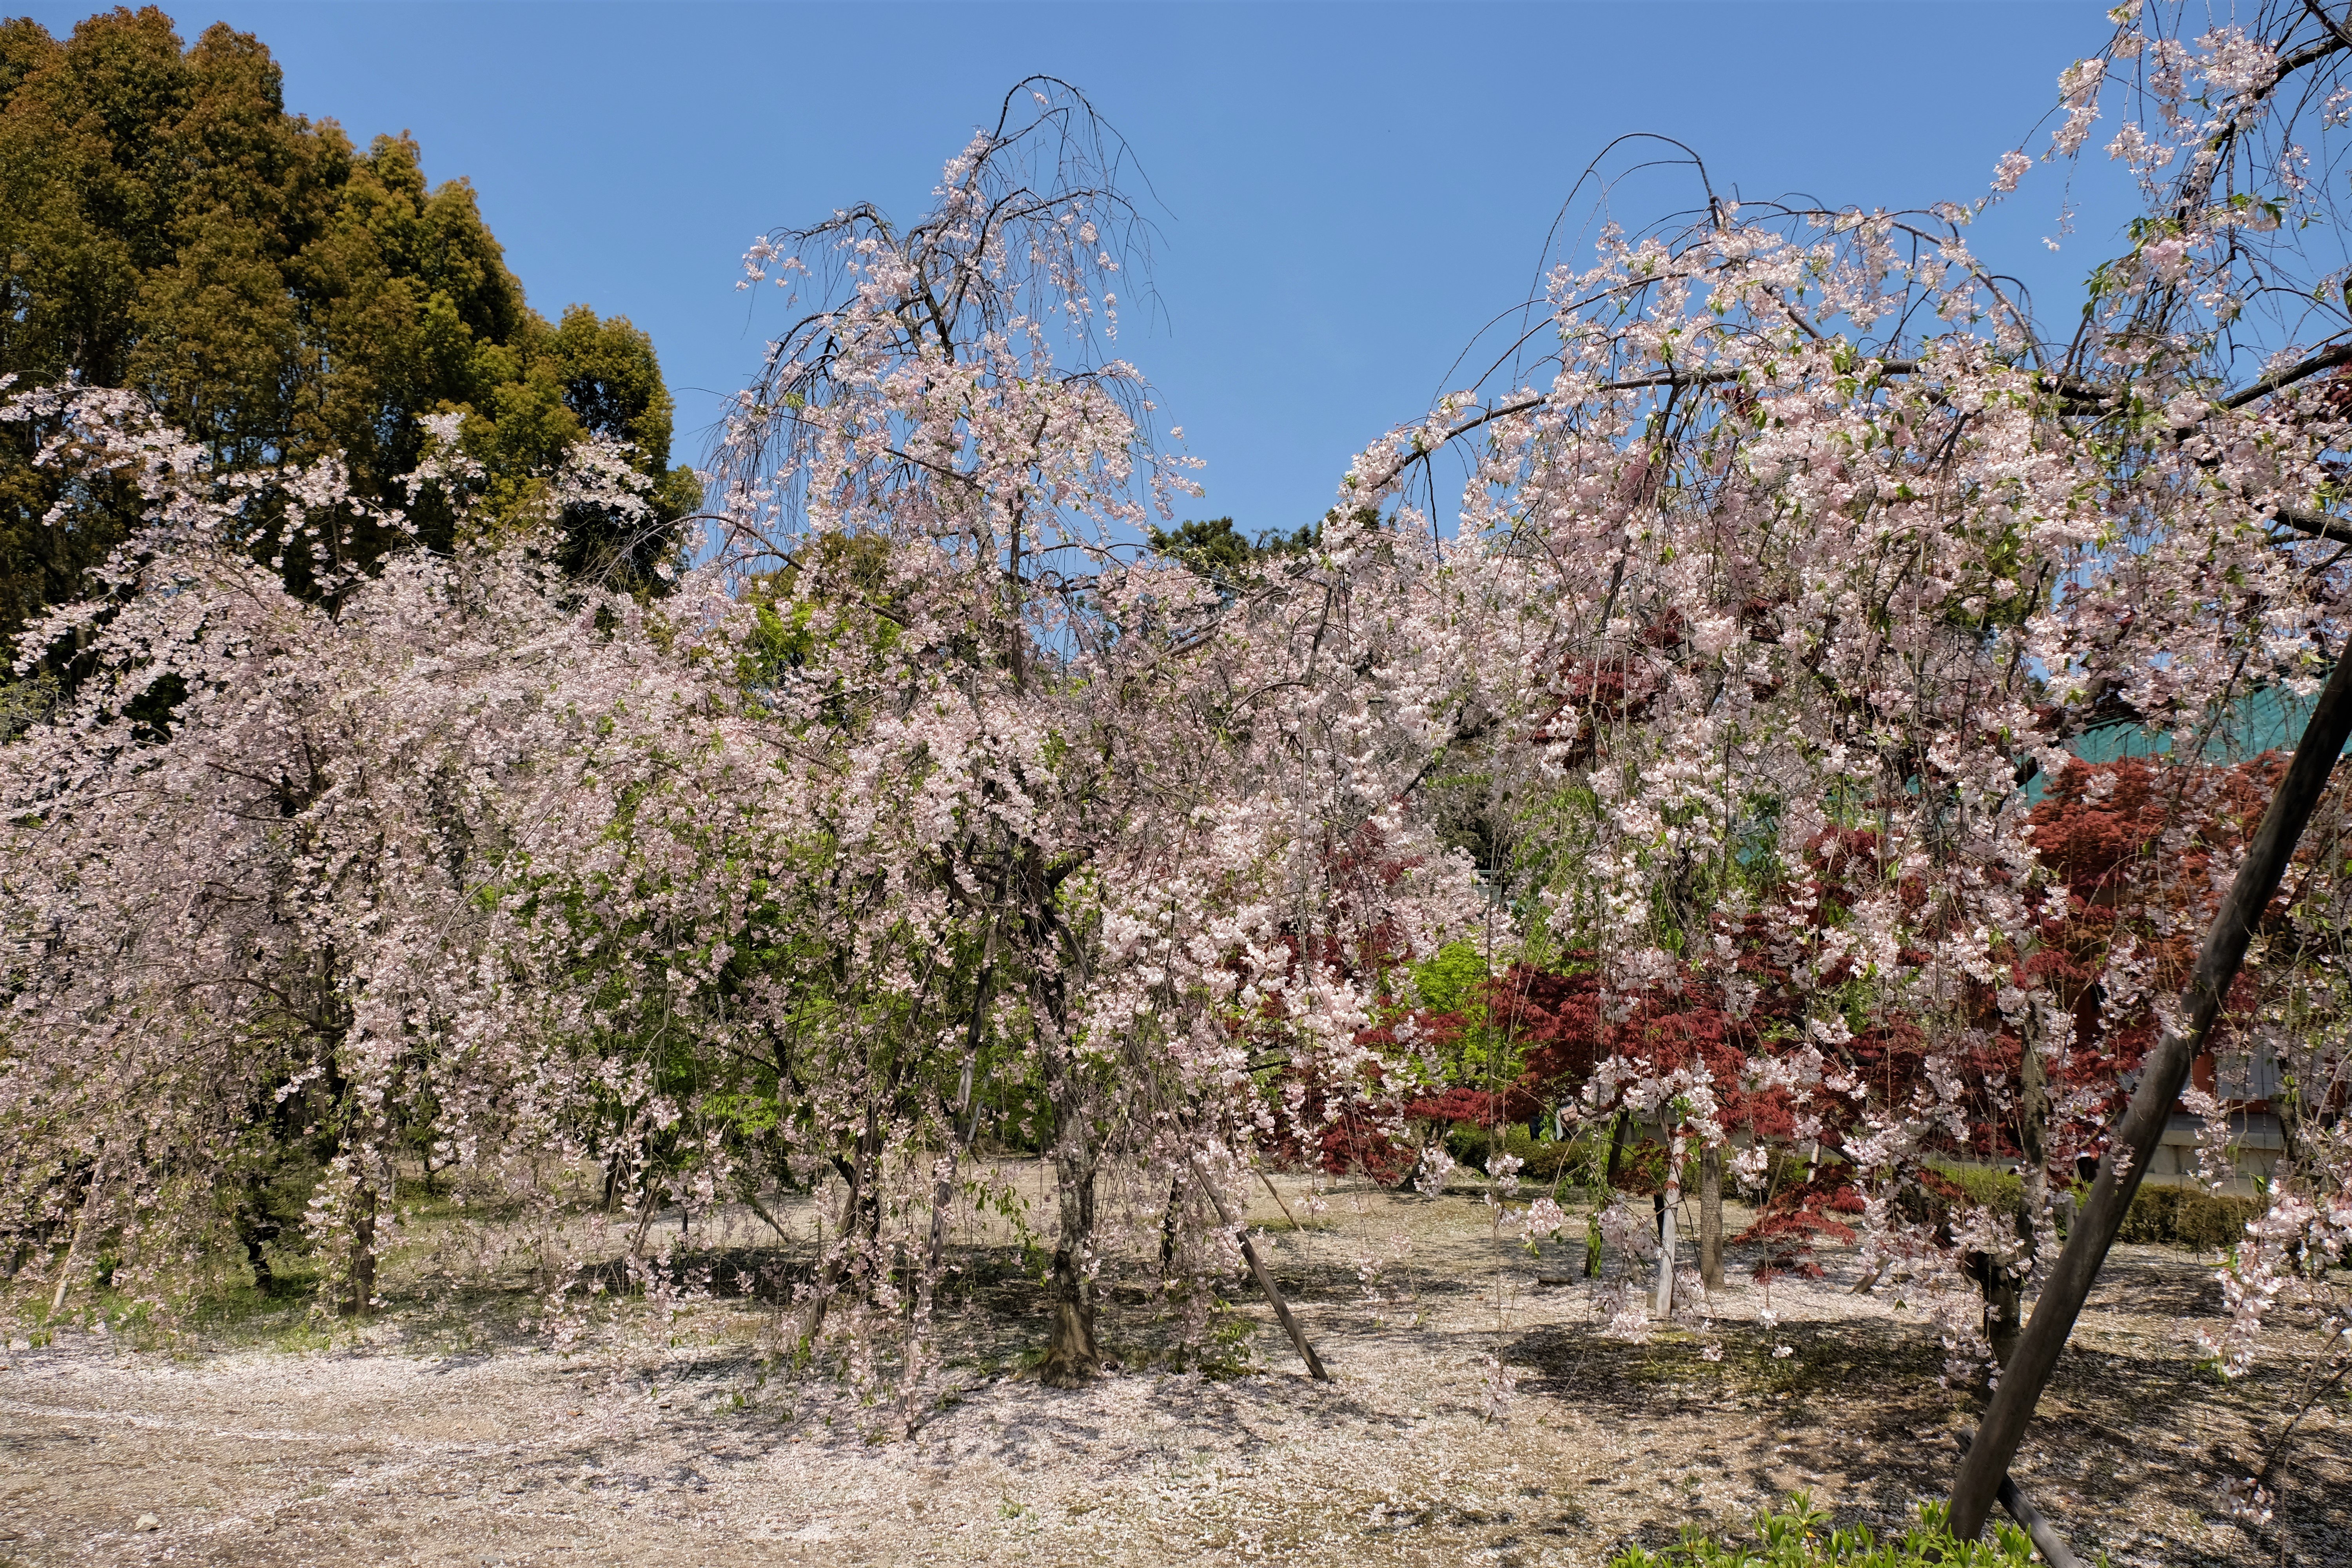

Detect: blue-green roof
2058,681,2345,777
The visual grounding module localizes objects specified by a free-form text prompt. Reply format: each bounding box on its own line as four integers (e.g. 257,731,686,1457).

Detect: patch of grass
190,1262,319,1320
1708,1326,1940,1404
1522,1319,1945,1407
152,1256,341,1350
1732,1329,1893,1404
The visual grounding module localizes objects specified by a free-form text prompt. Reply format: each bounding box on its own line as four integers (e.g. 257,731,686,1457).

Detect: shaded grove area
2,1170,2343,1567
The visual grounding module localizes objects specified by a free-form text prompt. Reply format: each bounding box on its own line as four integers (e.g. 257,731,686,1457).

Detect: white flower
1519,1196,1568,1240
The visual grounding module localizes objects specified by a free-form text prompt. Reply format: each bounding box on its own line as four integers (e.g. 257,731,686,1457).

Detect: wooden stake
1960,1425,2083,1568
48,1156,106,1318
1949,648,2352,1538
1257,1168,1305,1230
1197,1169,1330,1380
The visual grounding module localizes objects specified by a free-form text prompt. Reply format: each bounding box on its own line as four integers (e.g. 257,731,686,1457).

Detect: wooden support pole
1197,1170,1330,1380
1959,1426,2083,1568
48,1154,109,1319
1949,649,2352,1538
1236,1229,1331,1381
1257,1168,1305,1230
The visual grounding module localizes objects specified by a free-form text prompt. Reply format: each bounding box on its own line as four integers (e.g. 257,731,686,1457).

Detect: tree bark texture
1958,1426,2084,1568
1586,1112,1631,1279
1653,1163,1680,1318
342,1181,377,1318
1040,1117,1103,1387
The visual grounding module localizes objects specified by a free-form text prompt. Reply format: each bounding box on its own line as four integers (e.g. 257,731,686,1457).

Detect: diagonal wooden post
1196,1163,1330,1380
1948,649,2352,1538
48,1154,108,1319
1959,1426,2083,1568
1257,1166,1306,1230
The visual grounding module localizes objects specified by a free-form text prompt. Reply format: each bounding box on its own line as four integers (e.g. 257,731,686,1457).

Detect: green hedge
1926,1162,2022,1211
1611,1497,2036,1568
1927,1163,2261,1251
1446,1143,2264,1251
1443,1123,1601,1185
2116,1183,2264,1250
1408,1122,1674,1189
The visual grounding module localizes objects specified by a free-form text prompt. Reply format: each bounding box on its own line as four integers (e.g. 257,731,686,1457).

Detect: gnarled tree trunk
1040,1107,1102,1387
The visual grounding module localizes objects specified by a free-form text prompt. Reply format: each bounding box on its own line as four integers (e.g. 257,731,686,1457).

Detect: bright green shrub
1611,1496,2038,1568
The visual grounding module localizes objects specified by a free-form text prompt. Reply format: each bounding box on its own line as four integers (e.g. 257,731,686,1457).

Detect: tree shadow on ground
1502,1302,2349,1568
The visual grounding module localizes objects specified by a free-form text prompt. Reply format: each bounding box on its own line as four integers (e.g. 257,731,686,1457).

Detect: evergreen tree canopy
1142,515,1316,601
0,5,701,642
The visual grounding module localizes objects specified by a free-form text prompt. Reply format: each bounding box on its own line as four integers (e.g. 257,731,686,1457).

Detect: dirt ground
2,1166,2345,1568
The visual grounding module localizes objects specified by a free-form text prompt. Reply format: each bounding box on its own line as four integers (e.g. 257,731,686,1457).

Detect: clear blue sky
23,1,2131,533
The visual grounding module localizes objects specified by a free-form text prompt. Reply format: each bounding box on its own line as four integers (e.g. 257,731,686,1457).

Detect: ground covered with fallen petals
4,1171,2346,1567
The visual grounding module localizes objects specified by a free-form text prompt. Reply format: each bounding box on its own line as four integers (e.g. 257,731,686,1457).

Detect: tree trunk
1158,1178,1181,1278
1949,646,2352,1539
928,919,997,1286
238,1180,279,1292
797,1148,874,1354
1603,1110,1630,1188
1700,1144,1725,1292
1586,1111,1630,1279
342,1181,377,1318
1040,1113,1102,1387
1989,1030,2052,1367
1982,1255,2022,1370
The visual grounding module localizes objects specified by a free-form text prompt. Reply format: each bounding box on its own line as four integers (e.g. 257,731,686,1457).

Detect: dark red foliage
1264,750,2335,1220
2022,754,2290,1125
1528,636,1681,765
1315,1103,1417,1186
1259,1065,1419,1186
1734,1170,1865,1250
1396,1083,1542,1129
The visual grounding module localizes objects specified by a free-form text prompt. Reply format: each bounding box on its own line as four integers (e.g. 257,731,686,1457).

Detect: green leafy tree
0,6,701,645
1142,515,1315,601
